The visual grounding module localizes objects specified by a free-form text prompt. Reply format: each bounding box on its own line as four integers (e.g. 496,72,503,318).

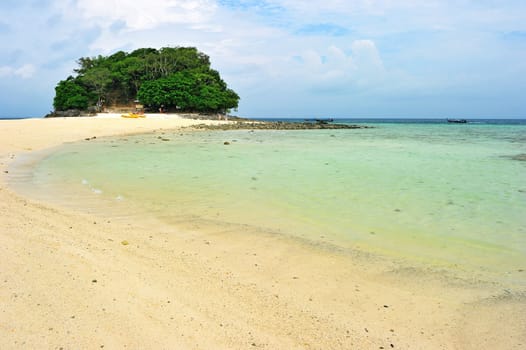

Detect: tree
137,70,239,113
53,77,91,111
53,46,239,113
80,67,112,109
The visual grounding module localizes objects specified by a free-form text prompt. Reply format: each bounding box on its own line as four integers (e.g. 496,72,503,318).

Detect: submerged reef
191,120,371,130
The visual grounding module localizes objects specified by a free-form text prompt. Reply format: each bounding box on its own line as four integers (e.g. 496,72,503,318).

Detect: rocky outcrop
191,121,371,130
44,109,97,118
178,113,248,121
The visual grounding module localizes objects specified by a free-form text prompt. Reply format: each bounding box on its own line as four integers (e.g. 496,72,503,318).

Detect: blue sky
1,0,525,118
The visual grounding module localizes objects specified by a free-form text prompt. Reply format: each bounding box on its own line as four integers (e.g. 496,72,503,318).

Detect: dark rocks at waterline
500,153,526,162
191,121,371,131
178,113,248,121
44,109,97,118
44,109,80,118
510,153,526,161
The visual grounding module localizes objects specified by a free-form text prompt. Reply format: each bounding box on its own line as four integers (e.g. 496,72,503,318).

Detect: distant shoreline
3,115,526,125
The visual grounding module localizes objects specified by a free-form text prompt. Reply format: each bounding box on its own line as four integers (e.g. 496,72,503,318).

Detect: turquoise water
19,120,526,287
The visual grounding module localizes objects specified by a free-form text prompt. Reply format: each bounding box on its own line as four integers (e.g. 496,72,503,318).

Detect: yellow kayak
121,113,145,118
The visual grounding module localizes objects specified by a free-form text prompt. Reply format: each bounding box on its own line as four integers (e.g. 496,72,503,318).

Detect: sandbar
0,115,524,349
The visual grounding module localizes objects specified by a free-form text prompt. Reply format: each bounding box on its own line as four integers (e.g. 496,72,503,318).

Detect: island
47,47,240,118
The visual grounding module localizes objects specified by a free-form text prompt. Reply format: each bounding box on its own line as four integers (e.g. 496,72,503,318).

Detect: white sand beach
1,115,524,349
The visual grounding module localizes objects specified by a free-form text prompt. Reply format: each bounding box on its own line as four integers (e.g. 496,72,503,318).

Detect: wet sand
1,115,524,349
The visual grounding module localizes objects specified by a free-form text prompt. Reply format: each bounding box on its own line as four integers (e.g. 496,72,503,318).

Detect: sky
1,0,525,118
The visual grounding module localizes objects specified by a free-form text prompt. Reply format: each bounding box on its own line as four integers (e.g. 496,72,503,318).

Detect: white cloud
1,0,526,117
15,64,36,78
351,40,383,72
269,40,385,94
0,64,36,79
72,0,217,30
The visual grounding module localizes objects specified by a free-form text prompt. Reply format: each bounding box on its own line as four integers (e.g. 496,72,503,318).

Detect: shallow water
14,120,526,288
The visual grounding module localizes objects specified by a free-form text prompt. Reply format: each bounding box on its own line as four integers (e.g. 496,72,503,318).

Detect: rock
510,153,526,161
192,120,371,131
121,240,129,246
44,109,83,118
224,141,230,145
87,106,98,115
45,108,99,117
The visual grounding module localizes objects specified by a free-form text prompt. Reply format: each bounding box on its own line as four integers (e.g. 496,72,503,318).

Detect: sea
10,118,526,289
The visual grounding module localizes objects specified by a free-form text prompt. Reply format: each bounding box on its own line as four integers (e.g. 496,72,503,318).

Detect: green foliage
53,77,92,111
81,67,112,97
53,47,239,113
137,70,239,113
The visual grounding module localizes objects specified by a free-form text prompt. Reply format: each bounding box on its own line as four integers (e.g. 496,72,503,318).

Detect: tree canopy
53,47,239,114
